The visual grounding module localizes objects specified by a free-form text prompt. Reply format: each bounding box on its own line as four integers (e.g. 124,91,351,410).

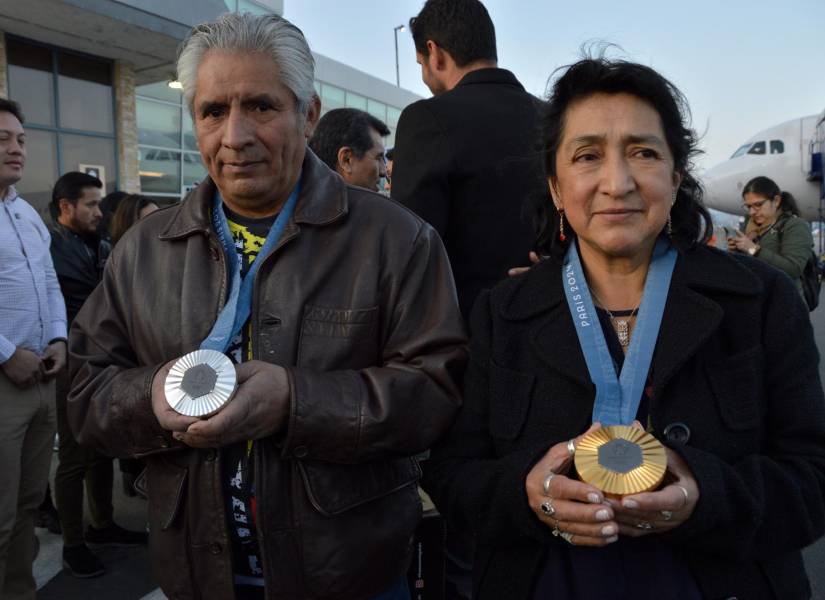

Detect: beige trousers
0,372,55,600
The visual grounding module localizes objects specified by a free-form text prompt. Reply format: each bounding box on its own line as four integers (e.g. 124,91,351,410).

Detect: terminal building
0,0,421,215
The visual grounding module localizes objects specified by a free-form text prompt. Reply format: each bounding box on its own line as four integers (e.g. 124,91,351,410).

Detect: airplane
702,108,825,222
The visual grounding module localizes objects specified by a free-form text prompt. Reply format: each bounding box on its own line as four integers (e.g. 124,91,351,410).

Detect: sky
283,0,825,170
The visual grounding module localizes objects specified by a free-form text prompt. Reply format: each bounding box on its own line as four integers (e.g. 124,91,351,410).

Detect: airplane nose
701,164,745,215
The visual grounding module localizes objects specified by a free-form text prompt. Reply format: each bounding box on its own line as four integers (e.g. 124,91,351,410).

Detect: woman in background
727,175,813,294
109,194,159,246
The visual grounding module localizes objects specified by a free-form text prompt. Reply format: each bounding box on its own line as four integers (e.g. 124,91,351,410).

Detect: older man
68,13,465,600
0,98,67,599
308,108,390,192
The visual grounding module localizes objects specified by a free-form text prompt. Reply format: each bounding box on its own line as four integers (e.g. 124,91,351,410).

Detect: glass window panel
7,40,54,127
387,107,401,129
747,141,766,155
61,134,116,196
731,144,750,159
139,147,181,194
15,129,58,219
137,98,182,149
321,83,345,111
367,99,386,122
238,0,271,14
137,81,183,104
345,92,367,111
57,53,113,134
183,153,208,192
8,65,55,127
183,112,198,151
770,140,785,154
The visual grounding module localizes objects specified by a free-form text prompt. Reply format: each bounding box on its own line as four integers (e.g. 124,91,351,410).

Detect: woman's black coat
423,245,825,600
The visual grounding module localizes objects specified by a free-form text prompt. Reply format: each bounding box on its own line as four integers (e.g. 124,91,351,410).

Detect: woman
108,193,159,246
423,57,825,600
728,176,813,296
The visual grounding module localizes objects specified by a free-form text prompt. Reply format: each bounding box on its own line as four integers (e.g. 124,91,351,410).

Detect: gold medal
574,425,667,497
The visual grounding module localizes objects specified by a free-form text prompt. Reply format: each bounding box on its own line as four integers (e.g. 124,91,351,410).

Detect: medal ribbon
200,176,301,353
562,237,676,425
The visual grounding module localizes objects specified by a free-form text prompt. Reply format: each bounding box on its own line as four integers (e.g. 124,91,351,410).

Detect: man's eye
254,102,272,112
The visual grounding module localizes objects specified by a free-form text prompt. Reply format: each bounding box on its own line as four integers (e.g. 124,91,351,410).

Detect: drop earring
559,208,566,242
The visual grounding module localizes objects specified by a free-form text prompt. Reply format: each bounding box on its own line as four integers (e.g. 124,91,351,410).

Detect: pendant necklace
590,290,640,349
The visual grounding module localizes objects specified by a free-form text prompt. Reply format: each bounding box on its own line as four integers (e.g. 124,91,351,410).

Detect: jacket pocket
146,457,188,531
297,305,379,371
705,346,763,431
297,457,421,516
488,361,535,440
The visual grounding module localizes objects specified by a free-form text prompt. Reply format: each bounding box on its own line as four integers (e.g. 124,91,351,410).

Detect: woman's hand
525,423,619,547
612,448,700,537
727,230,757,254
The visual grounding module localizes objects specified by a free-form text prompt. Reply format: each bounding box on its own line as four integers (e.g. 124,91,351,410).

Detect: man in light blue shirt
0,97,67,599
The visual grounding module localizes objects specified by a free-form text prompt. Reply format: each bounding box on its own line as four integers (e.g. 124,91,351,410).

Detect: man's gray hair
177,12,316,117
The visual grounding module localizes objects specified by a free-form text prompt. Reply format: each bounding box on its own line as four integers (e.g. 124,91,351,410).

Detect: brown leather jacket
67,151,467,600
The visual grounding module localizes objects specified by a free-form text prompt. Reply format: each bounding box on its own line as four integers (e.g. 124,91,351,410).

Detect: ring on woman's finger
566,439,576,456
542,472,556,496
560,531,574,544
661,510,673,521
635,521,655,530
540,500,556,517
675,485,689,508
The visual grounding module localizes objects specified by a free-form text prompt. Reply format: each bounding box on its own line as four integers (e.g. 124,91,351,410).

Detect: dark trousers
54,367,113,546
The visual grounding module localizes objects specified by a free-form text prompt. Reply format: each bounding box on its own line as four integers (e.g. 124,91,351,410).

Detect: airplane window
747,141,766,155
770,140,784,154
731,144,751,158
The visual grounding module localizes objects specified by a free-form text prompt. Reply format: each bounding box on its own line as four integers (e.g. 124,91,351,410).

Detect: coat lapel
651,248,760,396
499,247,762,398
499,258,592,388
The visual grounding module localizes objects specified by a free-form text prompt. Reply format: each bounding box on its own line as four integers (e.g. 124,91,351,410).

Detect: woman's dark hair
742,175,800,217
527,55,712,258
109,194,157,245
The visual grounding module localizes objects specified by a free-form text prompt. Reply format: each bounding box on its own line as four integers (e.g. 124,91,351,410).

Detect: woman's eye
635,148,659,159
574,152,598,162
255,103,272,112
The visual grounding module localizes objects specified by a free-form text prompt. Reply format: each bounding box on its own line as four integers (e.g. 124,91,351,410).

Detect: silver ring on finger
660,510,673,521
542,472,556,496
560,531,574,544
635,521,655,530
675,485,689,508
566,439,576,456
540,500,556,517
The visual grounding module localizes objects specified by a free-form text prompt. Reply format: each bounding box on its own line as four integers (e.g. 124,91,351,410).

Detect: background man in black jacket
392,2,545,596
391,0,545,320
49,172,145,578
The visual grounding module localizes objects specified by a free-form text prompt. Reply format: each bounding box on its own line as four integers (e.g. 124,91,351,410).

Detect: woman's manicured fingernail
596,509,610,521
587,493,602,504
601,524,617,536
622,499,639,509
606,535,618,544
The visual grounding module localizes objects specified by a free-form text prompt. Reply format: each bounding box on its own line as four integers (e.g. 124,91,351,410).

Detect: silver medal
164,349,236,417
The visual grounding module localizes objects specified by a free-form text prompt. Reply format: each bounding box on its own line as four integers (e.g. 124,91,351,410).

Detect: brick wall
114,60,141,193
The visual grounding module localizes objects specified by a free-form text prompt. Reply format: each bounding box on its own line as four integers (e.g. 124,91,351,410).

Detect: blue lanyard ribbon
562,237,676,425
200,176,302,353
